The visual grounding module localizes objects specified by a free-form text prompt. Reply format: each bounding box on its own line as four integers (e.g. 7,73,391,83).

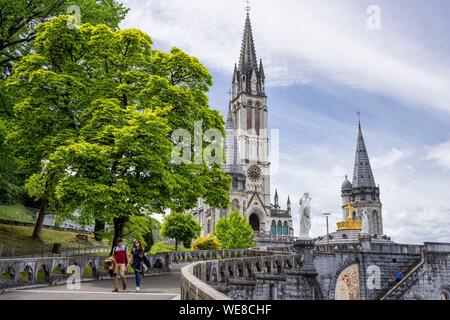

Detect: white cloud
120,0,450,114
425,140,450,170
372,148,410,169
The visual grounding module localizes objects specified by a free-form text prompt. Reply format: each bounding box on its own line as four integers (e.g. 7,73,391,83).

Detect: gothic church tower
341,120,383,235
228,12,271,206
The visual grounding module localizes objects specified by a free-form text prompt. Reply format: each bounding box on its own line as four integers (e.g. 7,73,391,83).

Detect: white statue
299,193,312,239
361,209,370,234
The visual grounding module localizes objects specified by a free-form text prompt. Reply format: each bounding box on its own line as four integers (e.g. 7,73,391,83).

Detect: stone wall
312,241,423,300
399,243,450,300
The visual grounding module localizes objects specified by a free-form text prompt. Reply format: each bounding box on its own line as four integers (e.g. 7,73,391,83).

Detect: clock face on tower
247,166,262,182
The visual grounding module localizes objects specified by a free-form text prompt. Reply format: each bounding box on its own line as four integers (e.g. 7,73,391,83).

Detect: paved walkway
0,266,186,300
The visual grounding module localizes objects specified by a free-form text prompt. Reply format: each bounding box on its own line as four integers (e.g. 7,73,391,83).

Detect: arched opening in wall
52,264,66,276
36,265,50,283
277,221,282,235
19,265,33,282
249,214,260,232
440,290,449,300
283,221,289,235
271,221,277,235
335,264,361,300
0,267,15,282
154,259,163,269
352,211,357,220
83,261,96,278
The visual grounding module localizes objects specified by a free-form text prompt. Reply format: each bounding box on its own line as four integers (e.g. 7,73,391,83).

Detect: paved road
0,267,185,300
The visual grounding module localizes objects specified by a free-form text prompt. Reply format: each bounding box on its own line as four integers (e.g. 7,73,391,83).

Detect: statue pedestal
294,239,317,276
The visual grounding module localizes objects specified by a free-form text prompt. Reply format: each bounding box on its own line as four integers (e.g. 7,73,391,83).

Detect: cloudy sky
118,0,450,244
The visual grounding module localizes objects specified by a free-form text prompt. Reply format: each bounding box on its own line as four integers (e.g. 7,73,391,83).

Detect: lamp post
322,213,332,237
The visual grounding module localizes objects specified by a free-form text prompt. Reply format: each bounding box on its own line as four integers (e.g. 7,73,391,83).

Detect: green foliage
0,0,128,76
6,17,231,240
122,215,161,249
192,236,221,251
161,212,202,251
0,118,22,203
215,211,256,249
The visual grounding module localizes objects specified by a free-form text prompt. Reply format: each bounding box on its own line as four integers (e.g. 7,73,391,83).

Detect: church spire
239,12,258,73
352,117,376,188
232,10,265,97
274,189,279,208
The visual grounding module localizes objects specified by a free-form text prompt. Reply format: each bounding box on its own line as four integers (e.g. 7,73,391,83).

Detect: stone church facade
192,13,293,238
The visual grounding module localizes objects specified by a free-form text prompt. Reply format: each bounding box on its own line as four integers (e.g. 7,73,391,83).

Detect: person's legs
113,263,119,291
118,264,127,290
135,270,141,289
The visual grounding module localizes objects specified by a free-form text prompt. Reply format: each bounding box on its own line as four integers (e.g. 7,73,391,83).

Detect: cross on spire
245,0,251,13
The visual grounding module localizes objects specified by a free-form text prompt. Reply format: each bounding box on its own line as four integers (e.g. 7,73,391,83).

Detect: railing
0,243,110,259
379,259,426,300
255,235,295,243
180,249,299,300
0,253,170,289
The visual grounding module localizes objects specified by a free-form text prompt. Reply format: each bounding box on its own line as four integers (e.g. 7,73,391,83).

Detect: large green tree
215,211,256,249
160,212,202,251
8,17,231,240
0,0,128,238
0,0,128,78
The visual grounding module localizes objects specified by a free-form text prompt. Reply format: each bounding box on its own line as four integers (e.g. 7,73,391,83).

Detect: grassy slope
0,204,35,223
0,223,106,248
149,241,190,254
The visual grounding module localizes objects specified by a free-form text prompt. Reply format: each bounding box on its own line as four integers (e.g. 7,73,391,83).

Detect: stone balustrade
181,249,302,300
0,253,170,290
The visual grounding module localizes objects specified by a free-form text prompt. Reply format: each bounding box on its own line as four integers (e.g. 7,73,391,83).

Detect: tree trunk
94,219,105,241
110,217,127,255
32,198,48,240
175,239,179,252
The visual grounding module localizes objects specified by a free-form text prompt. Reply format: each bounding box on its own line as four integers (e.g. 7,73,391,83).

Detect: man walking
112,237,129,292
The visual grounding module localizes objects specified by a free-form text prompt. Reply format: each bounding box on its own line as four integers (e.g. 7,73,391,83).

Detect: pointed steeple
274,189,279,208
232,12,265,97
352,120,376,188
259,59,265,79
287,196,291,211
239,13,258,73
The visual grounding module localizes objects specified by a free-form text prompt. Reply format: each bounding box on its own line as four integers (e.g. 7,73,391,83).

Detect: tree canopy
160,212,202,251
215,211,256,249
7,16,231,239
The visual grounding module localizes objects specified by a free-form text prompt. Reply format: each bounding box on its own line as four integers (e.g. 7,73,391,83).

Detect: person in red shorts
112,237,129,292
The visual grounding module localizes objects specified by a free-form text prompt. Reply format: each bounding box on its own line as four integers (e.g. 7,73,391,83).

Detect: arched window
283,221,289,235
249,214,260,232
277,221,283,235
231,199,240,212
271,221,277,235
372,210,379,233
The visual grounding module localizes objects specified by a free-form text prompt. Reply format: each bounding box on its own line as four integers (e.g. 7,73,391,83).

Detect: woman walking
131,240,145,292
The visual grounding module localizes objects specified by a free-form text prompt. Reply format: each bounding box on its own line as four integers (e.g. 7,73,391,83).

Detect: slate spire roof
239,13,258,73
352,120,376,188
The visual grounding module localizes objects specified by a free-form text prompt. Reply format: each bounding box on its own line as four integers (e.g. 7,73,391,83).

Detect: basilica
192,12,293,238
